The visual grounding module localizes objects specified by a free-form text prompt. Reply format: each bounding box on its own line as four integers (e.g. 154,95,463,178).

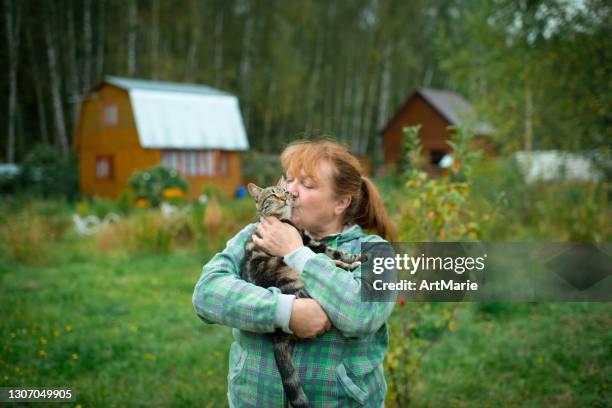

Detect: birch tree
127,0,137,76
4,0,21,163
44,15,69,154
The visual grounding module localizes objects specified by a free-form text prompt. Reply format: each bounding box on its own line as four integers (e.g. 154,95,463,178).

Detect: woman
192,139,396,407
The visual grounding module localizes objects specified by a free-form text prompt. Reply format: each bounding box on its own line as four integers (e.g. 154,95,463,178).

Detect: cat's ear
247,183,263,200
276,175,287,189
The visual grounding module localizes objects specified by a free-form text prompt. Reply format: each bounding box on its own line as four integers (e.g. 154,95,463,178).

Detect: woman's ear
334,195,352,216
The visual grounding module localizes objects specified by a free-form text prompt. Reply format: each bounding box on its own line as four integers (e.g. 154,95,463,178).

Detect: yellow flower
65,325,73,333
130,324,138,333
3,375,9,381
39,337,48,345
9,332,16,338
14,367,20,373
206,370,214,377
144,353,156,361
71,353,79,360
53,329,60,337
163,188,184,198
448,321,458,332
38,350,46,358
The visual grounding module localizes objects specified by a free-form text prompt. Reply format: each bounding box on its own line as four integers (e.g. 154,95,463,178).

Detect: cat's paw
358,253,370,263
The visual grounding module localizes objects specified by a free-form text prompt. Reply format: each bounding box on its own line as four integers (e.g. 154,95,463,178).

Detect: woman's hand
289,298,332,339
252,216,303,257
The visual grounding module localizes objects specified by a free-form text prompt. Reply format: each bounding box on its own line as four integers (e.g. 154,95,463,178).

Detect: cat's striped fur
240,179,363,408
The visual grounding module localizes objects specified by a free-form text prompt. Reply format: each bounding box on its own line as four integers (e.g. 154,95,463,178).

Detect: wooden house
73,76,249,199
381,87,495,174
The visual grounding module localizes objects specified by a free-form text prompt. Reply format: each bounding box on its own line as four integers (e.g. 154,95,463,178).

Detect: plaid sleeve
300,235,396,338
192,223,279,334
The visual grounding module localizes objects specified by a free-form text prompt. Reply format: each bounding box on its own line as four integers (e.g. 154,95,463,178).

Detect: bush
128,165,189,208
17,144,79,200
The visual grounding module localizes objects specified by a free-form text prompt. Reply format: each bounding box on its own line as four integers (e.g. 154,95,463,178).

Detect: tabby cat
240,178,364,408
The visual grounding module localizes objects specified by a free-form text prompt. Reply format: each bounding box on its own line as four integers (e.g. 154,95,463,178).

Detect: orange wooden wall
382,94,452,174
382,94,495,174
74,84,243,200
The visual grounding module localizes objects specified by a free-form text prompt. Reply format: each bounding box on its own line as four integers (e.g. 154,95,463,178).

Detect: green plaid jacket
192,223,394,407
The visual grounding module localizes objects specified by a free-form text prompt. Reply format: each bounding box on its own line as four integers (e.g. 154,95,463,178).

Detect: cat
240,178,364,408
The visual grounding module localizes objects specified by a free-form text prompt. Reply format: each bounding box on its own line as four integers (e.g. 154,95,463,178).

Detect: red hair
281,139,397,240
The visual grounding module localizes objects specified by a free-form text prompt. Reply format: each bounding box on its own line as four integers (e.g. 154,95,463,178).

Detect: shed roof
101,76,249,151
382,87,495,136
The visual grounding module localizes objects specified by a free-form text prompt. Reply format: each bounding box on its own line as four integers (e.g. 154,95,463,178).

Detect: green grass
1,226,610,407
0,238,232,407
410,302,611,407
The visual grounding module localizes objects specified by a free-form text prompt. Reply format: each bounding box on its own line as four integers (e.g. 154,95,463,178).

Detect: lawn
1,232,610,407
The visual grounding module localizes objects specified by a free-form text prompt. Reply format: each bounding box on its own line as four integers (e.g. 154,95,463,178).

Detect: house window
161,150,216,176
430,150,448,167
96,155,114,179
103,104,118,126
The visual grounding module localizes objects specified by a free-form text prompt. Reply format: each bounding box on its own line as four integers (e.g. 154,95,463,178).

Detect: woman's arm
192,223,290,334
284,235,396,338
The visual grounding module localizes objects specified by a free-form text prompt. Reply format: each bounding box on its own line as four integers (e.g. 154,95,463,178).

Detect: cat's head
247,177,294,220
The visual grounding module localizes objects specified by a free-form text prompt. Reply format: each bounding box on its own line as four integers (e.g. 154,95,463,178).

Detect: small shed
74,76,249,199
381,87,495,174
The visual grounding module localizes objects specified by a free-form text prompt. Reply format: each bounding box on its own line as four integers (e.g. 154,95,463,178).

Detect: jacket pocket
228,344,248,384
336,361,368,405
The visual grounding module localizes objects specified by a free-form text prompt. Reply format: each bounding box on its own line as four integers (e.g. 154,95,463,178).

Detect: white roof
105,76,249,151
514,150,603,183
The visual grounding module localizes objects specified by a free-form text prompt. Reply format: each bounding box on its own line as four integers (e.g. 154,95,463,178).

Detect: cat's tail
272,331,310,408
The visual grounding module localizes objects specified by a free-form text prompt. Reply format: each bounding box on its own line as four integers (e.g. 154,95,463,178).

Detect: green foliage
14,144,79,201
437,0,611,151
398,126,488,241
386,302,460,406
127,165,189,208
241,151,284,188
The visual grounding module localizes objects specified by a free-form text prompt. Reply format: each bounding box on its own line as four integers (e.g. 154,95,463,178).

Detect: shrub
17,144,79,200
128,165,190,208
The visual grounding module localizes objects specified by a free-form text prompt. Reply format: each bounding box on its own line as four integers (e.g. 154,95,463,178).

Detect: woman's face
286,161,349,235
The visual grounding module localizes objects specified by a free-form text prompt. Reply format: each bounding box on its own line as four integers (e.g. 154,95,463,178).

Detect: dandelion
3,374,9,381
71,353,79,360
14,367,20,373
52,329,60,337
39,337,48,345
38,350,46,358
144,353,156,361
130,324,138,333
75,404,82,408
206,370,214,377
448,321,458,332
65,325,73,333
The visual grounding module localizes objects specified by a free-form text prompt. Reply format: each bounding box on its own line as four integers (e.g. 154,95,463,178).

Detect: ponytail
351,176,397,241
